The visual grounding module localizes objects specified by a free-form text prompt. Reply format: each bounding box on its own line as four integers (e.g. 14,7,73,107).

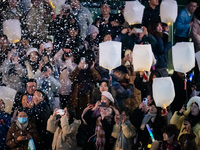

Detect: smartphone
125,50,131,57
99,102,106,107
81,57,85,63
44,43,51,49
56,109,65,115
134,24,143,33
27,95,32,102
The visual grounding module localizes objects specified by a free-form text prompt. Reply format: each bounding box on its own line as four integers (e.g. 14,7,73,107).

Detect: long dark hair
187,102,200,127
148,21,163,38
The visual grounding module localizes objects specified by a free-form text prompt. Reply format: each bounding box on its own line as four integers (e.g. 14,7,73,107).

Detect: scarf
115,120,131,150
16,119,29,131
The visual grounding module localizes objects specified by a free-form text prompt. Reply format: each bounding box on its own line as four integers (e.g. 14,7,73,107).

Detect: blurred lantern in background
160,0,178,25
99,41,122,72
3,19,21,43
153,77,175,108
132,44,153,71
124,0,145,25
172,42,195,73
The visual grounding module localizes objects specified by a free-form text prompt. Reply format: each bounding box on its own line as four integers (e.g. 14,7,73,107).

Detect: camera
56,109,65,115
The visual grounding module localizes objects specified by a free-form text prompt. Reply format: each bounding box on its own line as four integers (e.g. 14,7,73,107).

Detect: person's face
190,103,199,116
32,91,44,105
68,29,78,38
163,133,174,142
150,105,157,114
100,4,110,16
30,51,38,62
100,82,108,93
44,41,53,55
26,82,37,95
121,111,129,122
42,67,52,78
187,2,197,14
103,34,112,42
21,39,29,48
9,0,18,8
156,23,163,33
101,95,110,107
0,100,5,112
91,32,98,40
114,71,125,81
18,111,28,118
0,37,9,48
70,0,80,10
149,0,159,7
22,95,28,108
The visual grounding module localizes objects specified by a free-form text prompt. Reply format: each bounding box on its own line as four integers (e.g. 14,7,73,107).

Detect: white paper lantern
160,0,178,24
195,51,200,70
153,77,175,108
172,42,195,73
3,19,21,43
99,41,122,70
132,44,153,71
0,86,17,114
50,0,65,8
124,1,145,25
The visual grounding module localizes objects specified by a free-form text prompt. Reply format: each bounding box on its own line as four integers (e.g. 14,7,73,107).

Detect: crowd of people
0,0,200,150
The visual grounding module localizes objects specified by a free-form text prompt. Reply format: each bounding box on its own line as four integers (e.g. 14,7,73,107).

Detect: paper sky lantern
124,1,145,25
132,44,153,71
153,77,175,108
99,41,122,71
172,42,195,73
0,86,17,114
3,19,21,43
50,0,65,8
160,0,178,24
195,51,200,70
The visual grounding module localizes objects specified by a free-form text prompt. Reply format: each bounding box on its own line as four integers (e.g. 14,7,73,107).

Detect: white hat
26,48,38,56
187,96,200,110
102,91,114,103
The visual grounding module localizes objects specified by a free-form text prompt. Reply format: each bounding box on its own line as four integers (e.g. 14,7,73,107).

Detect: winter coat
152,34,172,69
175,8,193,38
111,120,136,150
170,71,192,113
170,111,200,149
25,61,41,79
0,59,26,92
0,112,11,149
142,6,161,28
54,49,77,96
71,4,93,39
69,66,101,117
47,115,81,150
26,5,52,41
37,75,61,110
191,17,200,52
6,121,39,150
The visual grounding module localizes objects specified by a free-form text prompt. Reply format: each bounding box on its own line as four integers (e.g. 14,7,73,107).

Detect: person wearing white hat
101,91,114,107
25,47,44,79
170,96,200,149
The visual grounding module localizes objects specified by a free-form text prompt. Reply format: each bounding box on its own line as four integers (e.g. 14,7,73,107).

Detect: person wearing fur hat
25,47,44,79
170,96,200,149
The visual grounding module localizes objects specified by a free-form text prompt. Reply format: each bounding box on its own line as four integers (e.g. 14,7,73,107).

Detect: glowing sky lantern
153,77,175,108
172,42,195,73
195,51,200,70
99,41,122,71
132,44,153,71
3,19,21,43
124,0,145,25
160,0,178,24
0,86,17,114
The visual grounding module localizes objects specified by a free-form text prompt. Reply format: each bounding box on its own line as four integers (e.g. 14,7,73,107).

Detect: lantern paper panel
172,42,195,73
0,86,17,114
132,44,153,71
3,19,21,43
153,77,175,108
124,1,145,25
195,51,200,69
160,0,178,24
99,41,122,70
